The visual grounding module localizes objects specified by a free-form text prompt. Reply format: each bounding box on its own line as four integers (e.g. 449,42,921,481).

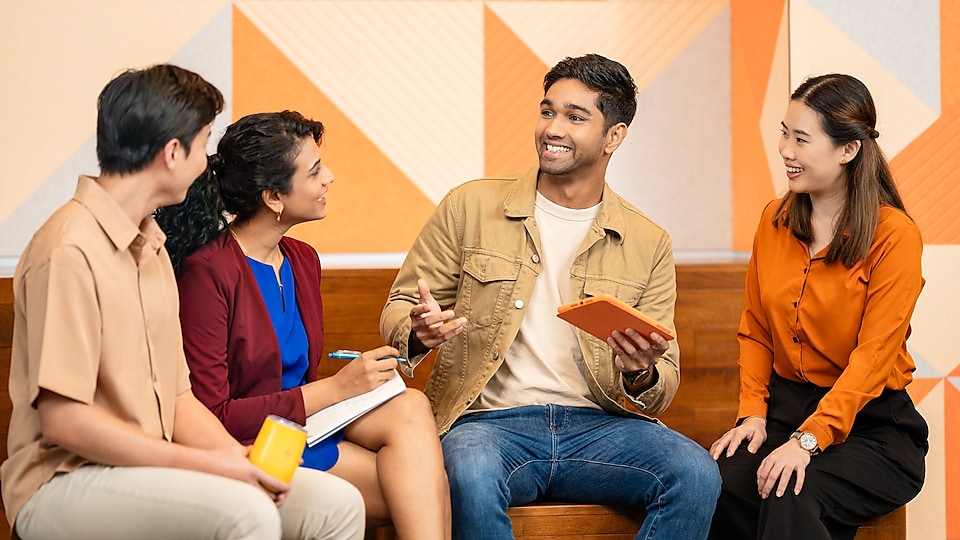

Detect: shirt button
792,336,799,343
514,299,524,309
532,254,540,264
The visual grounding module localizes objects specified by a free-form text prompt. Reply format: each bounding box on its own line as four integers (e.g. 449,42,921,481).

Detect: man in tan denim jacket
380,54,719,540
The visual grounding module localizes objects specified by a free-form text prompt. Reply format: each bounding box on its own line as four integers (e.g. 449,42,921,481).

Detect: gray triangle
608,6,732,252
907,344,943,378
0,137,99,258
169,3,233,149
0,4,234,261
805,0,940,114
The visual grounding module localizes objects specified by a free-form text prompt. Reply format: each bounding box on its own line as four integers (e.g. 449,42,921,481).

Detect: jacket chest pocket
460,251,521,327
582,278,645,306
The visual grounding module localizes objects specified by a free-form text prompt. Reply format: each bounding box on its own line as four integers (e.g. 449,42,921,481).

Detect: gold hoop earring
276,208,283,222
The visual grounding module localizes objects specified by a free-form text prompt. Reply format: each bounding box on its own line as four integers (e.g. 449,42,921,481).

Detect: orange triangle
730,11,778,251
889,2,960,244
904,377,942,405
731,0,787,108
484,5,545,176
232,7,436,253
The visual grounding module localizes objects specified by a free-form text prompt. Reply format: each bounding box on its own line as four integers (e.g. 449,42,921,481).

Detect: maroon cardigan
177,233,324,444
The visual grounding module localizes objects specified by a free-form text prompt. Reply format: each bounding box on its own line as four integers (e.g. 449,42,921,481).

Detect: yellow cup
249,414,307,490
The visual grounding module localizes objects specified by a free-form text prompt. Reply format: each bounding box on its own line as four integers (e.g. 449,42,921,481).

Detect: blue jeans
441,405,720,540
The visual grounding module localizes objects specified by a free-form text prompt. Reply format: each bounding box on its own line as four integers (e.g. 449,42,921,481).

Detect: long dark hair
774,73,907,267
156,110,324,270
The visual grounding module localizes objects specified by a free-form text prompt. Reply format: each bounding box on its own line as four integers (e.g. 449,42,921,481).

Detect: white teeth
546,144,570,153
786,166,803,173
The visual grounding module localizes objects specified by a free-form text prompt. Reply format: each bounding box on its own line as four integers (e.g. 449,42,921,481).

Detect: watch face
799,432,818,451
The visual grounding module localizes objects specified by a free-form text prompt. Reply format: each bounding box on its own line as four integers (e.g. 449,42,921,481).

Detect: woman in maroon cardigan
157,111,450,539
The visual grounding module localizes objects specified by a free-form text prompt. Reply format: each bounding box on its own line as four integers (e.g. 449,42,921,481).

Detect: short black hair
543,54,638,131
96,64,224,175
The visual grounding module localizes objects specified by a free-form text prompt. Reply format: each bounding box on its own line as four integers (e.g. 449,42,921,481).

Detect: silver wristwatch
789,430,820,455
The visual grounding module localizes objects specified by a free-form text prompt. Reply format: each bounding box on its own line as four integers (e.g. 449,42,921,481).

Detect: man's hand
756,439,811,498
710,416,767,459
607,329,669,375
37,390,291,504
210,445,290,505
410,278,466,350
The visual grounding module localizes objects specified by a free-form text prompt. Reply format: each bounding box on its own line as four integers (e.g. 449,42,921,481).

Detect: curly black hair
155,110,324,270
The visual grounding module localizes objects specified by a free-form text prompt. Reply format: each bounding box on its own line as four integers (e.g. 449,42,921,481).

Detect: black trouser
709,374,928,540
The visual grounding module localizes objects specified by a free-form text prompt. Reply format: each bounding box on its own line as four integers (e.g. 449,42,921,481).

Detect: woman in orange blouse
708,74,928,540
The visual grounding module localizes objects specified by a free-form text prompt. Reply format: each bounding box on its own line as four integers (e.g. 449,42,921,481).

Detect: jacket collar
503,167,626,243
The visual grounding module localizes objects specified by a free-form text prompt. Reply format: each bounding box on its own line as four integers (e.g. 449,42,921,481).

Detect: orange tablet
557,294,675,342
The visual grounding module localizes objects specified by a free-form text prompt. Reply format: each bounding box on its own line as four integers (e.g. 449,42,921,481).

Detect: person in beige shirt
0,64,364,540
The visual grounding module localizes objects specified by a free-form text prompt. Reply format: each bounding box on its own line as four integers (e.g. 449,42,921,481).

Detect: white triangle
487,1,728,92
759,6,791,196
911,246,960,377
908,384,946,539
236,1,484,203
790,0,937,161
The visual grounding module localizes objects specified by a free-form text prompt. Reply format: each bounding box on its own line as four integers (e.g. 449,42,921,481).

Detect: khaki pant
14,464,364,540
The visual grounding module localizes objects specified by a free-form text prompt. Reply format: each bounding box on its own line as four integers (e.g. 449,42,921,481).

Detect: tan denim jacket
381,168,680,434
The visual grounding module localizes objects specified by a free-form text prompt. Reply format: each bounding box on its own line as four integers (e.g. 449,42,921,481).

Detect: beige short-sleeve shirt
1,176,193,524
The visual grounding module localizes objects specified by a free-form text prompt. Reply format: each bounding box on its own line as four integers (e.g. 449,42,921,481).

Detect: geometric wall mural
0,2,955,537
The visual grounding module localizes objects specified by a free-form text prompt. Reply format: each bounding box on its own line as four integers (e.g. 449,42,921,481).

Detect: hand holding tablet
557,294,676,342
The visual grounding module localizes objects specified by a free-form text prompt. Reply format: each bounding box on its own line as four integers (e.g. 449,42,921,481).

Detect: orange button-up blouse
737,200,924,451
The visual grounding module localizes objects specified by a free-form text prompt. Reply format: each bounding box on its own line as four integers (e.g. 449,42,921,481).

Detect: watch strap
622,368,650,386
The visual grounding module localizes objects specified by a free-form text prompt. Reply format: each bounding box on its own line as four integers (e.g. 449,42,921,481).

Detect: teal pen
328,349,416,378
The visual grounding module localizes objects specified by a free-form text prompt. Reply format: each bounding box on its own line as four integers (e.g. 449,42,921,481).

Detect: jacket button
792,336,799,343
492,351,499,360
514,299,524,309
532,254,540,264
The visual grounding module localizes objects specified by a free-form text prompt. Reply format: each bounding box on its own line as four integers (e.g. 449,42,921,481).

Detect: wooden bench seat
367,503,904,540
0,264,907,539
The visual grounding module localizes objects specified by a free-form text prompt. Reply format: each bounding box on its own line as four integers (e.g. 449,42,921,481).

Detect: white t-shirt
473,192,601,411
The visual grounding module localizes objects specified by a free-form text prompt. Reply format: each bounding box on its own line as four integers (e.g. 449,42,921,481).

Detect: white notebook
305,371,407,446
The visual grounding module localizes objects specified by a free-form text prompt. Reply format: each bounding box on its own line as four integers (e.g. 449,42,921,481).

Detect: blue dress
247,255,343,471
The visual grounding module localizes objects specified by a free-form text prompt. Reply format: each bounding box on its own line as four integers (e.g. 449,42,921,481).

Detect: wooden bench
0,264,906,539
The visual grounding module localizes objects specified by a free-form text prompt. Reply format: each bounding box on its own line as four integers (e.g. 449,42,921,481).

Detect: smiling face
535,78,613,181
277,136,334,224
778,100,850,200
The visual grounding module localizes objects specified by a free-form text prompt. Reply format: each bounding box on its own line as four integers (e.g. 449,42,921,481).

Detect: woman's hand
710,416,767,459
332,345,400,398
757,439,811,498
